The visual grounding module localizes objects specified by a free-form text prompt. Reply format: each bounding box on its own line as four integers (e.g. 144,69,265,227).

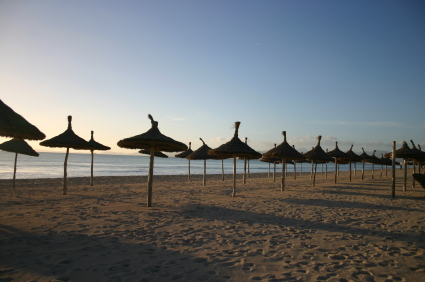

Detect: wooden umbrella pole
248,160,250,178
90,150,94,186
203,159,206,186
313,161,317,187
349,161,352,182
300,163,303,176
63,147,69,195
380,164,383,178
403,159,407,191
188,159,191,182
222,159,224,181
232,157,236,197
361,161,365,181
147,147,155,207
334,158,337,184
391,141,396,198
354,162,357,175
372,164,374,179
310,162,313,179
12,153,18,189
273,162,276,182
281,158,286,191
293,163,296,180
268,163,270,178
412,162,416,188
243,158,247,184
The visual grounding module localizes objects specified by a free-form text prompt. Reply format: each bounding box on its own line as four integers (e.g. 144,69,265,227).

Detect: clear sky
1,0,424,156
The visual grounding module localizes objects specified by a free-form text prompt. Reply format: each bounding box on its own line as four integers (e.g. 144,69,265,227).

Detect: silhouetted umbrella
175,142,193,181
379,153,392,177
186,138,219,186
117,114,187,207
327,142,351,184
0,99,45,140
358,148,372,181
0,138,39,189
139,149,169,158
345,145,362,182
40,116,91,195
304,136,333,187
384,141,417,191
87,131,111,186
208,121,261,197
260,144,280,180
364,150,381,179
263,131,305,191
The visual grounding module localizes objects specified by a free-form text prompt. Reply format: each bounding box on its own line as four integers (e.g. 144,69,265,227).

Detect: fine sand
1,169,424,282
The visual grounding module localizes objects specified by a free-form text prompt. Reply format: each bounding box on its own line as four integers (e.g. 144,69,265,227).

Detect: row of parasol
2,98,425,207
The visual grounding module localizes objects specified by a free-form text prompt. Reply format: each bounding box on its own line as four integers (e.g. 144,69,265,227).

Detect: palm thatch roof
175,142,193,158
303,136,333,162
187,138,219,160
117,114,187,152
0,138,39,157
345,145,362,161
379,154,393,166
208,122,261,159
139,149,168,158
383,141,416,159
327,142,351,159
0,99,45,140
88,131,111,151
409,140,425,160
40,116,91,150
263,131,305,160
358,148,372,160
365,150,382,164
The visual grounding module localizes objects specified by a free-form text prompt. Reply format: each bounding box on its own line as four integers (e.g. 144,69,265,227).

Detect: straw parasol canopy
327,142,351,184
139,149,169,158
175,142,193,181
186,138,219,186
358,148,372,181
0,99,45,140
117,114,187,207
263,131,305,191
208,121,261,197
40,116,91,195
0,138,39,189
303,136,333,187
365,150,382,179
87,131,111,186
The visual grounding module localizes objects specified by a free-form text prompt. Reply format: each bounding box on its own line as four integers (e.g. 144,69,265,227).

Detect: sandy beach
1,169,424,282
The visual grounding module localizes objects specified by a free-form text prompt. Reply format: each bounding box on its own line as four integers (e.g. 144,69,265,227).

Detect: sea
0,151,379,180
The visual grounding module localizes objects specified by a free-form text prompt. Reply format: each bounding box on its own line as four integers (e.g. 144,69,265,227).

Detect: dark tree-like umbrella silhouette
327,142,351,184
175,142,193,181
263,131,305,191
40,116,91,195
303,136,333,187
87,131,111,186
117,114,187,207
358,148,372,181
345,145,362,182
0,99,45,140
186,138,219,186
364,150,382,179
208,122,261,197
0,138,39,189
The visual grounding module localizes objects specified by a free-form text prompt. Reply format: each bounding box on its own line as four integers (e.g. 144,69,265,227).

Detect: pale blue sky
1,0,424,155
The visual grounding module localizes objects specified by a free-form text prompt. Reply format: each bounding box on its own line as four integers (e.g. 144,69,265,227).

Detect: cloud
210,137,228,143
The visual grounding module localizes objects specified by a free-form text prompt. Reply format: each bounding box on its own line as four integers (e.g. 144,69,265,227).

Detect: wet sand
1,169,424,282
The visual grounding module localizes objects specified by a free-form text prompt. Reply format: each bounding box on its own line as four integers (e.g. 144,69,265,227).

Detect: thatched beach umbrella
358,148,372,181
409,140,425,184
0,99,45,140
263,131,305,191
260,144,279,180
208,121,261,197
186,138,219,186
175,142,193,181
384,141,417,191
379,153,393,177
139,149,169,158
345,145,362,182
0,138,39,189
87,131,111,186
117,114,187,207
304,136,333,187
40,116,91,195
327,142,351,184
364,150,382,179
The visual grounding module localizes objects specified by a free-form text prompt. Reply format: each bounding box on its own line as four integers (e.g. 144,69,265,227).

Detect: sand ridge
0,170,424,282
